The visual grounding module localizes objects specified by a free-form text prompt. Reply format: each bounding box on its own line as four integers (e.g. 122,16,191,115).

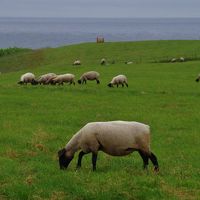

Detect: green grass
0,41,200,200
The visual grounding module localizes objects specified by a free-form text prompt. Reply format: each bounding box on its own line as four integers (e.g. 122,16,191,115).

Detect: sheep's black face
97,80,100,84
196,78,199,82
17,81,23,85
31,80,38,85
107,83,113,87
78,80,82,84
58,148,73,170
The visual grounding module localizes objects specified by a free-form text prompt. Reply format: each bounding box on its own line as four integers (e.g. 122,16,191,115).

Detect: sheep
73,60,81,66
100,58,106,65
37,73,57,85
58,121,159,172
51,74,75,85
125,61,133,65
17,72,37,85
179,57,185,62
108,75,128,88
171,58,177,63
195,74,200,82
78,71,100,84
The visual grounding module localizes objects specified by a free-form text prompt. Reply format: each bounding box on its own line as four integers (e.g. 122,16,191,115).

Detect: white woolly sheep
58,121,159,172
51,74,75,85
100,58,106,65
18,72,37,85
125,61,133,65
73,60,81,66
171,58,177,63
78,71,100,84
195,74,200,82
179,57,185,62
108,74,128,88
37,73,57,85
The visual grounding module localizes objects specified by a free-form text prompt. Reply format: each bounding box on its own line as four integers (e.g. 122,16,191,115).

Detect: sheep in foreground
18,72,37,85
195,74,200,82
108,75,128,88
51,74,75,85
73,60,81,66
37,73,57,85
58,121,159,172
78,71,100,84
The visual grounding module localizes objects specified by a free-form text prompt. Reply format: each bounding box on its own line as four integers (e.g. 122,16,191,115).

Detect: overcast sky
0,0,200,18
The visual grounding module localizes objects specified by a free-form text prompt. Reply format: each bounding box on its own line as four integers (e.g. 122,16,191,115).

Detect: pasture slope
0,41,200,200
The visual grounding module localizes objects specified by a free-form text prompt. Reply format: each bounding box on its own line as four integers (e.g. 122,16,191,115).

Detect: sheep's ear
58,148,66,157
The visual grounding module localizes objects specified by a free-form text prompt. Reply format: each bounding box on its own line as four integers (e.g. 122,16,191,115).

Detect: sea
0,17,200,49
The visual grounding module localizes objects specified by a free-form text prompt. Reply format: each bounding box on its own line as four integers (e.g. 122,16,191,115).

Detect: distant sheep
18,72,37,85
195,74,200,82
73,60,81,66
179,57,185,62
108,75,128,88
125,61,133,65
37,73,57,85
58,121,159,172
100,58,106,65
78,71,100,84
171,58,177,63
51,74,75,85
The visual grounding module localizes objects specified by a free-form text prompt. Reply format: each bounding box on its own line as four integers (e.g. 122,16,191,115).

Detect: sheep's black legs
92,153,98,171
138,150,149,169
149,152,159,172
121,83,124,87
125,83,128,87
76,151,87,169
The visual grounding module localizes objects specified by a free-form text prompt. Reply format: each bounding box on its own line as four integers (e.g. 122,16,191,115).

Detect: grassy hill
0,41,200,200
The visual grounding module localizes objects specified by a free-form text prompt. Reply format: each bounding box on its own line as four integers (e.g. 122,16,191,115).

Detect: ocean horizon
0,17,200,49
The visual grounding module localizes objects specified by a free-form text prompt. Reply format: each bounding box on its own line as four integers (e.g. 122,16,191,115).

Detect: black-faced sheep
108,75,128,88
18,72,37,85
51,74,75,85
78,71,100,84
100,58,106,65
58,121,159,172
195,74,200,82
37,73,57,85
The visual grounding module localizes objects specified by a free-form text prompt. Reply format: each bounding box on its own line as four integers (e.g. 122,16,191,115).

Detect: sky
0,0,200,18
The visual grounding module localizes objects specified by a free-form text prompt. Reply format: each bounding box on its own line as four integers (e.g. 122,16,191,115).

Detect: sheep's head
196,78,199,82
31,80,38,85
78,80,82,84
58,148,74,170
107,83,113,87
17,81,23,85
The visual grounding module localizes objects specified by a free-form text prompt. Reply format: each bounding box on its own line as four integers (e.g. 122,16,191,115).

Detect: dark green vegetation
0,41,200,200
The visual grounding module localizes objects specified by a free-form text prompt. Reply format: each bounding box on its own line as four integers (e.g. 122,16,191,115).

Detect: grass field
0,41,200,200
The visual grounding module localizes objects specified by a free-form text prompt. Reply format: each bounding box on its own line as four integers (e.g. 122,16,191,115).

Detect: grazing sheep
179,57,185,62
73,60,81,66
100,58,106,65
125,61,133,65
18,72,37,85
195,74,200,82
51,74,75,85
78,71,100,84
171,58,177,63
108,75,128,88
58,121,159,172
37,73,57,85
